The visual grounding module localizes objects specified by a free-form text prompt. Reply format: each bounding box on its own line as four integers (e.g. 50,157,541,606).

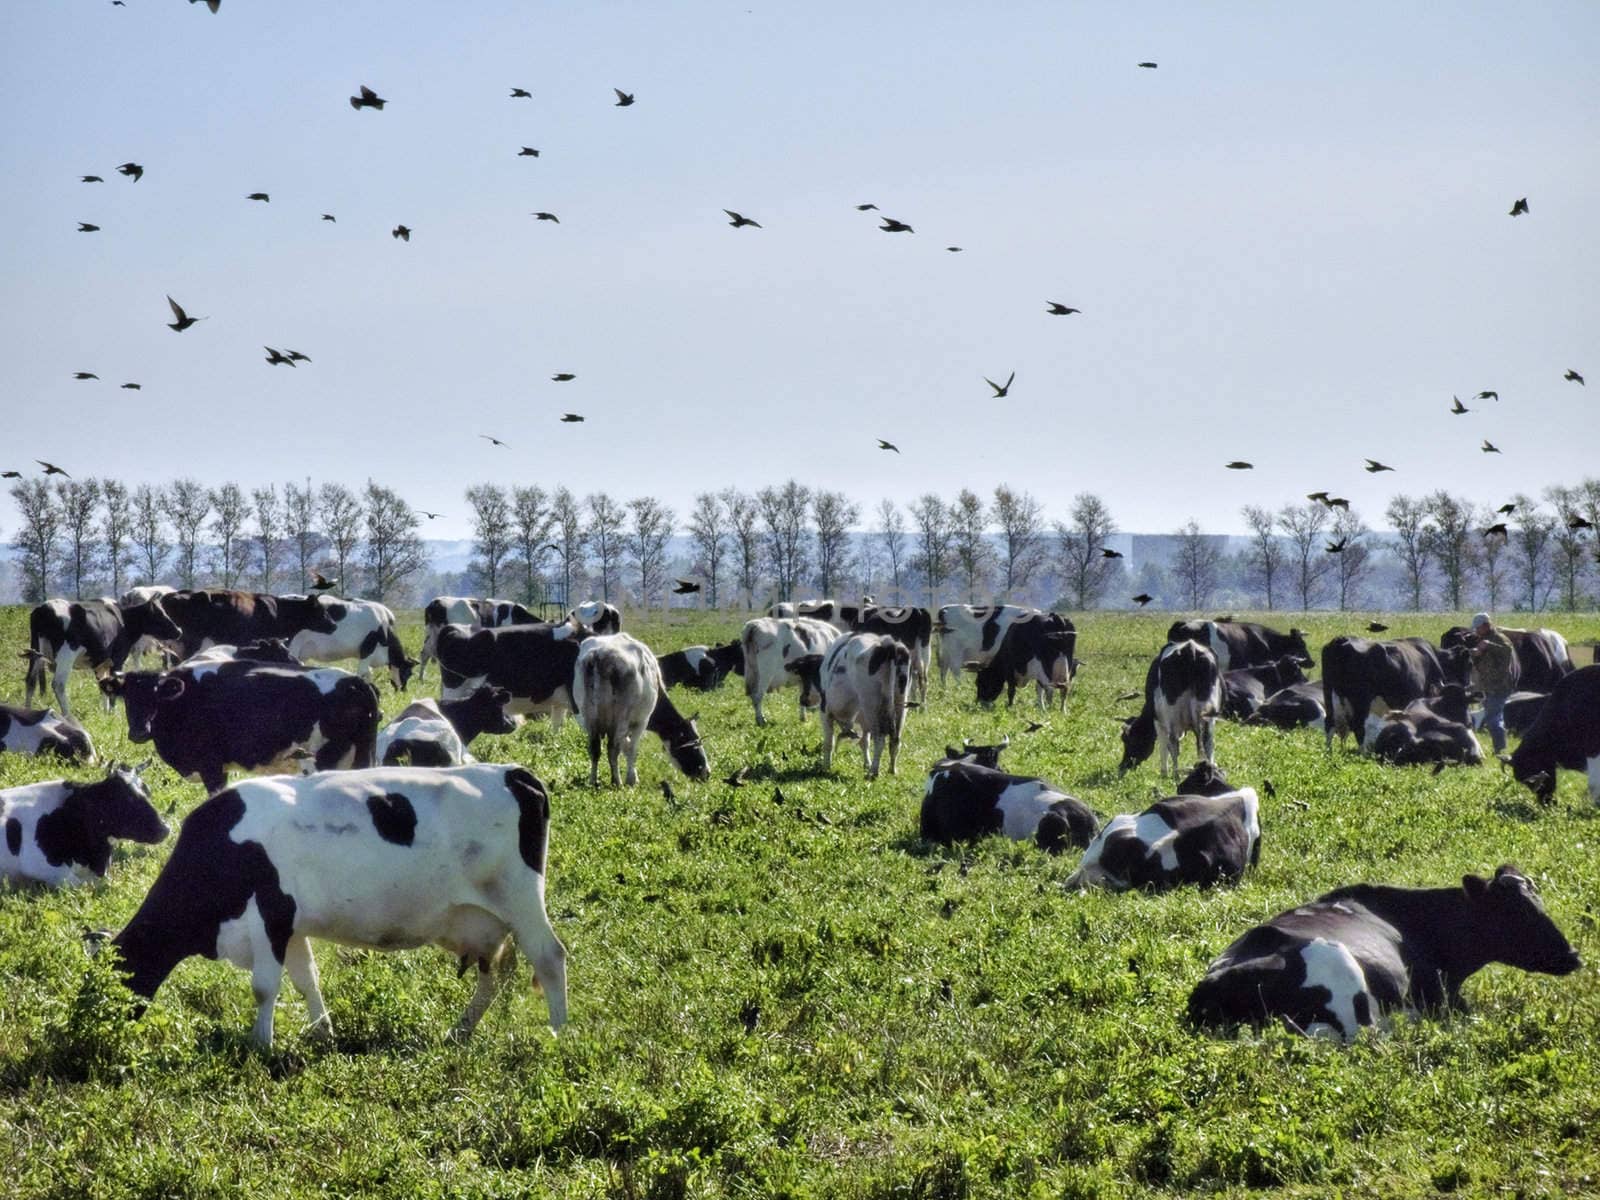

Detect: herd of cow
1,586,1595,1048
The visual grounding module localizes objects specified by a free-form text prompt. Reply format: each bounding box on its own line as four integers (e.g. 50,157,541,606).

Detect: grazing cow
1187,865,1580,1041
935,604,1037,689
417,596,540,681
656,641,743,691
973,613,1077,711
738,617,842,725
378,688,517,767
1248,681,1327,732
1510,665,1600,804
1066,785,1261,892
573,634,709,786
110,764,568,1046
1321,636,1471,751
289,596,416,689
1220,656,1308,721
2,765,167,886
920,760,1098,853
1441,625,1573,693
0,703,94,762
26,596,184,717
782,632,912,778
1166,619,1313,673
105,663,381,794
939,737,1010,769
435,620,590,728
1471,691,1548,737
120,585,178,668
570,600,622,635
155,589,339,661
853,605,933,702
1367,684,1484,767
1118,640,1223,775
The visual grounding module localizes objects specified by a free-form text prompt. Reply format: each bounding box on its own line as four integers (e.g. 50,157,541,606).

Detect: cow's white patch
994,780,1068,840
1066,812,1137,888
1131,810,1181,871
1299,937,1371,1042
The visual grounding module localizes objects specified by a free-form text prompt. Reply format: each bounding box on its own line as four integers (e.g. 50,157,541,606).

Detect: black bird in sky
1565,369,1585,385
984,371,1015,397
1224,461,1253,470
120,383,140,389
73,372,98,380
1450,395,1469,414
1482,439,1501,454
350,85,386,111
532,211,559,223
879,217,913,233
1327,497,1350,509
613,88,635,106
117,162,143,181
264,346,295,367
1509,197,1528,217
1483,523,1508,538
552,372,576,381
1132,593,1152,607
77,222,100,232
672,580,701,595
310,571,338,592
560,413,584,423
1496,503,1516,515
877,439,899,453
392,225,411,241
285,349,310,363
724,209,761,228
480,434,509,446
81,175,103,183
419,510,443,520
510,87,532,98
1306,491,1330,504
855,203,878,210
246,192,270,202
321,213,336,222
518,147,541,157
1325,537,1348,554
37,461,70,477
166,295,204,331
1101,548,1122,559
1568,515,1594,531
191,0,221,11
1367,621,1389,633
945,246,963,252
1046,302,1080,315
1137,61,1158,68
1365,459,1395,473
1,471,21,479
1475,390,1498,402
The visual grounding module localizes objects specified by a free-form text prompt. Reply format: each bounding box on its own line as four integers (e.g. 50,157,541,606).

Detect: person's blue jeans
1482,691,1508,755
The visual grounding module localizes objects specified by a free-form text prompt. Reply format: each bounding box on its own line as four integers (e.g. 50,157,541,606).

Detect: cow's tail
24,643,49,701
351,679,381,769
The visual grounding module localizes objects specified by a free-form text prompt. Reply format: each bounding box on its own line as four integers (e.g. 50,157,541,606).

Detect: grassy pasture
1,604,1597,1199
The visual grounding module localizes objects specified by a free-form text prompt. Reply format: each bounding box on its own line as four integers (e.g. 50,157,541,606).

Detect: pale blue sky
3,2,1595,541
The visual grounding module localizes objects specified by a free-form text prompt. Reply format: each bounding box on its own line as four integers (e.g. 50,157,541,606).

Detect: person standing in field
1468,612,1517,754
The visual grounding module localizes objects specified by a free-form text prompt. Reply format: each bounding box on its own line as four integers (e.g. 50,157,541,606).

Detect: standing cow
739,617,842,725
573,634,709,787
26,596,183,717
782,632,912,778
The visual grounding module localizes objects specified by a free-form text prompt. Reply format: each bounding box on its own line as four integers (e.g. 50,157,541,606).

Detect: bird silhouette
1567,516,1594,531
264,347,295,367
166,296,204,331
518,147,540,157
480,434,509,446
392,225,411,241
723,767,747,788
1023,720,1046,733
510,88,532,98
1046,302,1080,315
1475,390,1498,402
1,471,20,479
419,510,443,520
1306,491,1330,504
285,349,310,363
560,414,585,423
73,372,99,380
1327,497,1350,509
1509,198,1528,217
321,213,336,222
1137,61,1158,68
310,571,338,591
81,175,103,183
724,209,762,228
1101,548,1123,559
672,580,701,594
855,203,878,211
879,217,913,233
1325,538,1348,554
246,192,269,202
1225,461,1253,470
1367,621,1389,633
945,246,962,252
1482,439,1501,454
1496,503,1516,515
350,85,386,111
37,461,70,477
552,373,576,382
984,371,1015,397
191,0,220,11
532,211,559,223
117,162,143,181
613,88,635,106
1365,459,1395,473
1565,369,1585,385
1450,395,1469,414
1483,523,1508,538
877,439,900,453
1132,593,1153,607
120,383,140,389
77,222,100,232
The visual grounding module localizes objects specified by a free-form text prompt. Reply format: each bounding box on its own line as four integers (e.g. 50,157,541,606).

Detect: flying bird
532,211,559,222
560,413,585,423
1509,197,1528,217
264,346,295,367
480,434,509,446
1,471,20,479
1306,491,1330,504
984,371,1015,397
879,217,913,233
285,349,310,363
37,461,70,477
1046,302,1080,315
1496,503,1516,515
310,571,338,592
1364,459,1395,473
77,222,100,232
1483,523,1508,538
117,162,143,181
191,0,220,11
73,372,99,380
1565,369,1584,385
166,295,204,331
1567,516,1594,531
855,203,878,211
1475,390,1498,402
392,225,411,241
876,439,900,453
1327,497,1350,509
1137,61,1158,68
945,246,962,252
321,213,336,222
81,176,103,183
1481,439,1501,454
1367,621,1389,633
419,511,443,520
1101,548,1123,559
551,373,576,382
246,192,269,202
1132,593,1153,607
120,383,140,389
672,580,701,595
350,85,386,111
613,88,635,106
1224,461,1253,470
724,209,762,228
510,88,532,98
1450,395,1469,414
1325,538,1348,554
518,147,540,157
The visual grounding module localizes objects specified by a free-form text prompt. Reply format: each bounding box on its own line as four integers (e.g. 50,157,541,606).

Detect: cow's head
389,654,418,691
1271,655,1309,689
112,672,184,742
1173,760,1233,797
1426,682,1480,726
662,709,711,781
1439,643,1473,686
448,685,519,742
1117,712,1157,774
1285,629,1314,668
86,763,169,849
1462,865,1580,977
944,736,1009,769
42,715,96,764
783,653,826,708
126,596,184,645
280,594,341,635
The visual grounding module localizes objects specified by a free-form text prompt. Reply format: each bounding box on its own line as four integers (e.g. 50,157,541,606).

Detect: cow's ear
1461,873,1489,900
155,675,186,701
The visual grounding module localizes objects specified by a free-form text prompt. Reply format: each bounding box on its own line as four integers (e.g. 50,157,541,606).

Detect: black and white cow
1118,639,1224,775
791,599,861,633
1165,619,1313,673
434,619,591,729
2,765,167,886
289,596,415,689
656,641,744,691
781,632,912,778
377,688,517,767
973,613,1077,711
1220,656,1308,721
570,600,622,635
110,764,568,1046
1187,865,1581,1041
1510,666,1600,805
417,596,540,682
920,760,1098,853
155,589,339,661
853,606,933,703
1320,635,1470,751
105,662,381,794
1247,681,1327,732
739,616,842,725
177,638,303,667
573,633,709,786
939,737,1010,770
1440,625,1573,693
1367,684,1484,767
935,604,1037,690
0,702,95,762
119,585,178,669
26,596,184,717
1065,786,1261,891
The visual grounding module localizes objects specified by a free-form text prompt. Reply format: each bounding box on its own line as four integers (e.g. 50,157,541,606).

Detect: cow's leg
607,731,623,788
52,646,81,718
549,706,566,731
506,909,568,1030
282,936,331,1040
587,729,603,787
865,726,883,780
1199,717,1215,764
623,718,646,787
820,713,835,770
450,955,504,1042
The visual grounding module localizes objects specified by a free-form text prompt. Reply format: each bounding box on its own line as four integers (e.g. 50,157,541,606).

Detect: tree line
6,476,1598,613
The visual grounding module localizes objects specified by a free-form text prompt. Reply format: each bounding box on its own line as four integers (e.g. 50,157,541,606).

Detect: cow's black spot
506,767,549,875
5,817,21,856
357,627,383,660
366,792,417,846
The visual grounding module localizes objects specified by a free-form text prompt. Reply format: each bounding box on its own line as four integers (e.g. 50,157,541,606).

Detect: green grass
1,606,1598,1199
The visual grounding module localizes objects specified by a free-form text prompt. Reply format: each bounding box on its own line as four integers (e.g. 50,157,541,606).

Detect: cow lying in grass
920,757,1098,854
0,702,94,762
2,764,167,886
